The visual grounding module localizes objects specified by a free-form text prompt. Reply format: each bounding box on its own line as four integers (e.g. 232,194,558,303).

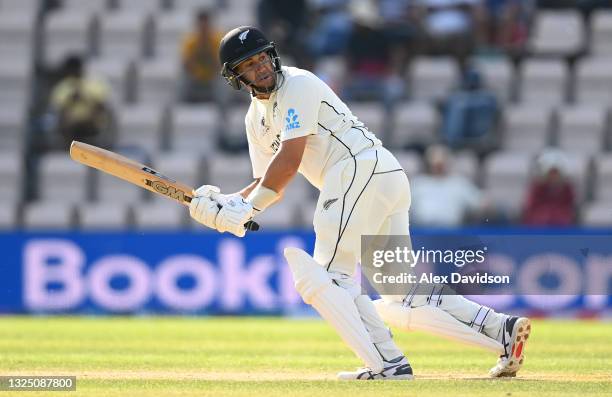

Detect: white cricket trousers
311,145,409,361
311,145,506,344
313,145,411,276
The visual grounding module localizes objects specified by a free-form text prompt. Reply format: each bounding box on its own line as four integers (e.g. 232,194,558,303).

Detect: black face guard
235,56,284,95
221,46,282,93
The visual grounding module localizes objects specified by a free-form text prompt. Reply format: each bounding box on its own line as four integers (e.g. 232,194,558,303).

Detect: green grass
0,317,610,396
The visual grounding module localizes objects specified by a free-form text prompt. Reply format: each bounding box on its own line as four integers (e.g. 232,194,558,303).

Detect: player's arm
236,135,306,200
261,136,307,193
238,178,260,198
246,136,307,212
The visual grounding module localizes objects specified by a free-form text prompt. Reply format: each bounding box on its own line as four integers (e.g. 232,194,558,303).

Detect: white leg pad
285,248,384,373
373,299,504,354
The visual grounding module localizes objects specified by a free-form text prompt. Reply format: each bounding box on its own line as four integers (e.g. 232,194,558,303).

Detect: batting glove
189,196,220,230
215,195,254,237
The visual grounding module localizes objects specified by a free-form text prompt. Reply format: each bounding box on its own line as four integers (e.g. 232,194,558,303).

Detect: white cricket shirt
245,66,382,190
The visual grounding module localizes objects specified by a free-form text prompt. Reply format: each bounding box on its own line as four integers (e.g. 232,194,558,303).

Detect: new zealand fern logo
285,108,301,131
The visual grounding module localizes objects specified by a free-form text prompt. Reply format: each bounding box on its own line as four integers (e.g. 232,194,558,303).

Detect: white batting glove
189,196,220,230
193,184,221,199
215,195,254,237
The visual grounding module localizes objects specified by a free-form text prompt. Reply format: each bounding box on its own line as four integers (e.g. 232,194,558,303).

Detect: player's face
235,52,276,91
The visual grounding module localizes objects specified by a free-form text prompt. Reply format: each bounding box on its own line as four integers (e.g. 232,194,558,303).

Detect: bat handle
214,203,260,232
245,220,260,231
185,196,260,232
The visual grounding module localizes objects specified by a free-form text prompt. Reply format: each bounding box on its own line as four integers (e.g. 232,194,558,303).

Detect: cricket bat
69,141,259,231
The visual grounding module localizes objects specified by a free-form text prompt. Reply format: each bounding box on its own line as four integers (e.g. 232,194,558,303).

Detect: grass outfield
0,317,610,396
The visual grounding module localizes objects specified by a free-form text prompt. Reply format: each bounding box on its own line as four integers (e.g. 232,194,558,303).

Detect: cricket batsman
189,26,530,380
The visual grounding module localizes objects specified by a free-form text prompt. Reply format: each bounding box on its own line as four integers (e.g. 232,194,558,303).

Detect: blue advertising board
0,229,610,315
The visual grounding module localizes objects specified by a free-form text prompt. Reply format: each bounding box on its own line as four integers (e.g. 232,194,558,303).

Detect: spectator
522,149,577,226
258,0,310,67
49,55,115,150
414,0,485,66
439,66,500,150
307,0,353,59
379,0,419,76
483,0,533,52
179,9,223,103
341,0,404,108
411,145,486,226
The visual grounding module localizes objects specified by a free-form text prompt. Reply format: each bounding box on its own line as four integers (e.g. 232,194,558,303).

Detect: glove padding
189,195,220,230
215,195,254,237
193,184,220,199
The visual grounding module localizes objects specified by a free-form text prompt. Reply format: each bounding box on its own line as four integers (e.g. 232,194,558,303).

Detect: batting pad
285,248,384,373
373,299,504,354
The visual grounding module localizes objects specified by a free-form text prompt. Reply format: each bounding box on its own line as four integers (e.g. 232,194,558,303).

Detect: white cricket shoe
337,356,414,380
489,316,531,377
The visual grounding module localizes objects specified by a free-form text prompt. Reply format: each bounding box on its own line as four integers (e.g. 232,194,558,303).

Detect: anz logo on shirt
285,108,301,131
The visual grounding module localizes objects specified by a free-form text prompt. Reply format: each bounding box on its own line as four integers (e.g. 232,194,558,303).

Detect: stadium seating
0,202,18,229
38,153,89,203
116,104,166,152
169,104,220,154
0,11,36,62
116,0,163,12
0,104,26,151
348,102,386,141
556,105,607,155
520,59,569,105
472,57,514,103
483,151,532,214
452,151,479,183
563,153,591,203
135,58,180,104
528,10,585,57
282,174,317,203
171,0,225,12
43,10,97,67
61,0,111,12
0,0,39,13
593,154,612,200
0,151,23,203
153,10,191,58
87,58,135,103
502,105,553,153
23,202,75,229
224,104,252,148
591,10,612,56
295,199,318,228
390,102,438,149
251,199,298,229
410,57,459,102
8,3,612,229
0,60,31,108
207,154,254,193
575,57,612,105
393,151,422,178
134,200,186,229
78,202,131,229
581,201,612,226
150,151,203,195
97,11,153,59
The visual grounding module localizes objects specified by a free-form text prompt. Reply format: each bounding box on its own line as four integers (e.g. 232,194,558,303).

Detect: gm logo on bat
142,166,176,183
145,179,188,202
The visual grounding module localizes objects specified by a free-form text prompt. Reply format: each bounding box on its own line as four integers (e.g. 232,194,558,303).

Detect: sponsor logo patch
285,108,300,131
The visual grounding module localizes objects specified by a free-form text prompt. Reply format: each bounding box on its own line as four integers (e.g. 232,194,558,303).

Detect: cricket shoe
337,356,414,380
489,316,531,378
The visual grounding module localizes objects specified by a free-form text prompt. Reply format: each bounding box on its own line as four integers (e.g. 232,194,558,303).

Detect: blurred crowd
35,0,612,229
179,0,537,104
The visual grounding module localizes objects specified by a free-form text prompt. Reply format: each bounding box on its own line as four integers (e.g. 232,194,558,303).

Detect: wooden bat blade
69,141,194,206
69,141,260,231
